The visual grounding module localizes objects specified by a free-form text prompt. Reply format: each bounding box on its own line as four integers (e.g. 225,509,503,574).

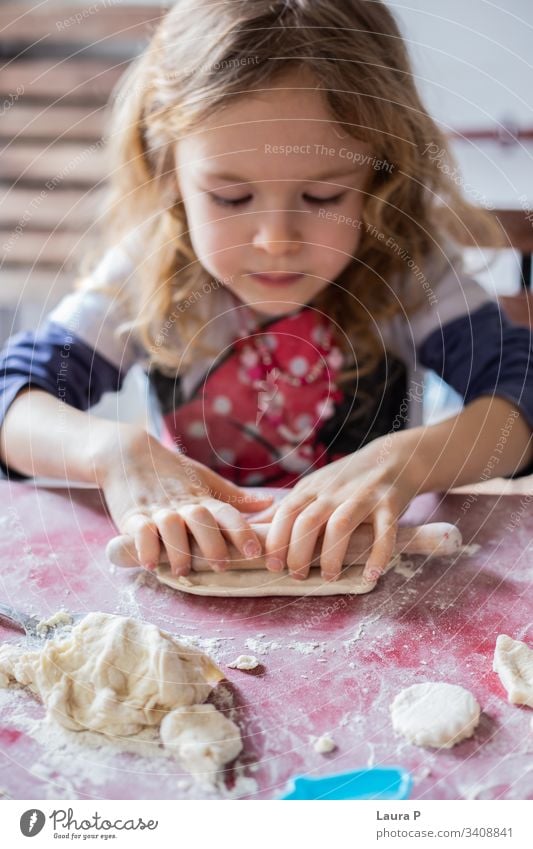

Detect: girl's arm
0,388,272,571
0,388,119,484
389,395,533,493
261,395,532,583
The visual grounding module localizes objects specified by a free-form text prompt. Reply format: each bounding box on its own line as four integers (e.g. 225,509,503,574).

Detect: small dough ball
312,733,337,754
160,703,242,782
390,682,480,749
493,634,533,707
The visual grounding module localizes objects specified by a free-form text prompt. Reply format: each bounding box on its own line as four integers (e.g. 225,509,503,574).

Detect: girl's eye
210,194,252,207
303,192,346,205
209,191,346,207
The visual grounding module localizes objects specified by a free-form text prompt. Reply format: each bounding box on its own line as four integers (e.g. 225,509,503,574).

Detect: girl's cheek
319,220,362,253
191,216,230,256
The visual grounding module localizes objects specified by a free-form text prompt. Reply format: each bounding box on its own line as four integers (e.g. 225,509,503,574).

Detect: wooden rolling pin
106,522,462,570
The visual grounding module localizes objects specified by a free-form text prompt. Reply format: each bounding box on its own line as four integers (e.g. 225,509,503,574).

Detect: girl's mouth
250,272,304,287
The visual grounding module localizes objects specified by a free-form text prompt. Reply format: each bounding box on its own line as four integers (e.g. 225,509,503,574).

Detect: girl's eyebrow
201,166,361,183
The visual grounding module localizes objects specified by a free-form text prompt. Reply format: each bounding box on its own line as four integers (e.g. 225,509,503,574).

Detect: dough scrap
227,655,259,671
493,634,533,707
156,561,394,597
312,733,337,754
35,610,73,636
160,703,242,783
390,682,480,749
0,612,241,780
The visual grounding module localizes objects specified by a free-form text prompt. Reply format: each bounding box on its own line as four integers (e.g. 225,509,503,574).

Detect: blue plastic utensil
281,766,412,800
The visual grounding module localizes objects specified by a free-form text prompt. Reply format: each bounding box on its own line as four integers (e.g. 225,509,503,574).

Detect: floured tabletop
0,481,532,800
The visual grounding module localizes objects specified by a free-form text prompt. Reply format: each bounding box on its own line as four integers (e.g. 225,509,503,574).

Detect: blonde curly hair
82,0,501,377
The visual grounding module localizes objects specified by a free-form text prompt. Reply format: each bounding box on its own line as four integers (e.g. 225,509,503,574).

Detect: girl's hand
260,438,416,582
96,426,273,575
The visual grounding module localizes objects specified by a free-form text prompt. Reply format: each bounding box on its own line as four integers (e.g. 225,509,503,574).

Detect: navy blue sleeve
0,321,124,480
419,301,533,476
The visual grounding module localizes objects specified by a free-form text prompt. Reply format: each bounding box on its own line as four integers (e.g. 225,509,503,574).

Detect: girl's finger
153,509,191,576
205,499,263,559
363,508,398,582
199,467,274,513
264,495,315,573
250,502,278,524
179,504,229,571
234,491,276,514
123,513,161,571
286,501,331,580
320,501,372,581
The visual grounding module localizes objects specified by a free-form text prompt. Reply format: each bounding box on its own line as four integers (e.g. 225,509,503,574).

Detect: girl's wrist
368,431,425,500
85,422,152,488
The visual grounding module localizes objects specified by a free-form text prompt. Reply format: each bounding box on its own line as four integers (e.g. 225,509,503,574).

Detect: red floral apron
160,307,347,487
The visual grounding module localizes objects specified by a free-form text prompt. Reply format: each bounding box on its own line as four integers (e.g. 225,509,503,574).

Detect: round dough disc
390,682,480,748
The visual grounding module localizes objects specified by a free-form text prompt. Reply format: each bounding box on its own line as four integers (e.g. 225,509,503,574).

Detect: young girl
1,0,532,585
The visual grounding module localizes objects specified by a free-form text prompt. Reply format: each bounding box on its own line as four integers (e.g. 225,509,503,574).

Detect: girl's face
175,69,372,317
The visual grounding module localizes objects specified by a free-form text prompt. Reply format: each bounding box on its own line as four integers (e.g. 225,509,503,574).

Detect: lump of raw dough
390,682,480,749
493,634,533,707
161,703,242,783
227,655,259,671
0,612,223,736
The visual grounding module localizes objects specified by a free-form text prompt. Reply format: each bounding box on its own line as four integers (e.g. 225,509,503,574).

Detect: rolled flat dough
156,561,394,597
493,634,533,707
0,612,242,780
390,682,480,749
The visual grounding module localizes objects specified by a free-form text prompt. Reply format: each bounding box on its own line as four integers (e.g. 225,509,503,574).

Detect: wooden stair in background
0,1,532,320
0,2,166,307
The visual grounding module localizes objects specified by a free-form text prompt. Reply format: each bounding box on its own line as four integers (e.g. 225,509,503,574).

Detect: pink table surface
0,480,532,800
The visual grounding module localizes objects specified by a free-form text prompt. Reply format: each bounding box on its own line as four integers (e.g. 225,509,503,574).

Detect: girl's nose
252,210,302,256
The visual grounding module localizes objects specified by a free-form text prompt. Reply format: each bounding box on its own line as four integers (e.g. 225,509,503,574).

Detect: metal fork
0,602,81,639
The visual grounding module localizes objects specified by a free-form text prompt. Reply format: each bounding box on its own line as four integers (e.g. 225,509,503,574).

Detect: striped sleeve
0,242,145,479
419,301,533,425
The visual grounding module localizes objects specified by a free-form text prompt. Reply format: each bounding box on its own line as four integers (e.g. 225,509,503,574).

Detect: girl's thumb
234,489,275,513
202,468,274,512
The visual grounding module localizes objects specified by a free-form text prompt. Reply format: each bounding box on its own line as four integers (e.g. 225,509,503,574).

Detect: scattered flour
412,766,432,785
288,640,326,655
342,614,382,651
459,543,481,556
393,558,419,580
178,634,228,661
244,637,282,655
223,766,258,799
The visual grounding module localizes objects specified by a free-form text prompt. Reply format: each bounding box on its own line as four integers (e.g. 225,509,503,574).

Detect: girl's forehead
175,84,371,182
